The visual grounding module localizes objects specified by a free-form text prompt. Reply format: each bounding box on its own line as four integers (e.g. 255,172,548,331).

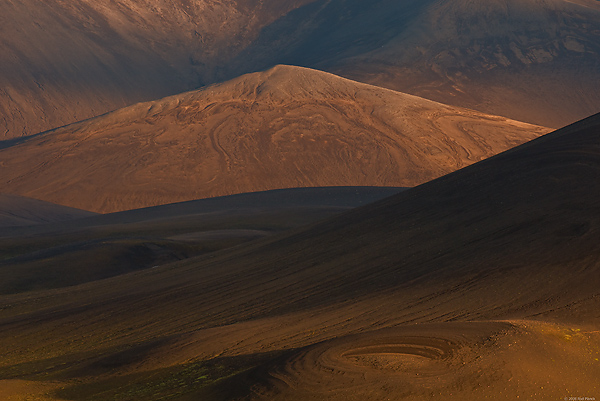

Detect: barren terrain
0,186,402,294
2,0,598,139
0,193,95,227
1,1,599,398
0,113,598,400
0,0,313,139
232,0,600,127
0,66,549,213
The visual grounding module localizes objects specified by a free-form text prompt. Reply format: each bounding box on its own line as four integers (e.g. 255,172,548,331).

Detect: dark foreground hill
0,65,547,213
0,186,402,294
0,111,598,399
0,193,96,227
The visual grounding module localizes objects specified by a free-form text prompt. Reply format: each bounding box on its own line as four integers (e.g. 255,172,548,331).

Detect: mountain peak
0,68,548,213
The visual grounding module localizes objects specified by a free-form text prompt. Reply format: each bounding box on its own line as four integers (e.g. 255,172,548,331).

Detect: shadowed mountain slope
0,65,548,213
231,0,600,127
0,114,598,399
0,193,96,227
0,0,314,139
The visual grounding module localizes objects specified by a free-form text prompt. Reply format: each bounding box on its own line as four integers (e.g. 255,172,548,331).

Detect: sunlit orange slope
0,65,548,213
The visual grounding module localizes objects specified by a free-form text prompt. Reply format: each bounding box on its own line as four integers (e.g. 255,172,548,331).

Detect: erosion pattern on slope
0,66,548,212
247,322,600,400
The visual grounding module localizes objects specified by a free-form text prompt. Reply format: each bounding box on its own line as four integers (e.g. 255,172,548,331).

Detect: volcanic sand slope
231,0,600,127
0,115,599,399
0,186,402,294
0,193,96,227
0,0,314,139
0,65,549,213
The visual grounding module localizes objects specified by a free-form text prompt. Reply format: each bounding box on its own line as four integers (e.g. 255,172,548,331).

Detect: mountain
0,113,598,400
0,0,313,139
0,65,548,213
230,0,600,127
0,193,96,227
2,0,597,140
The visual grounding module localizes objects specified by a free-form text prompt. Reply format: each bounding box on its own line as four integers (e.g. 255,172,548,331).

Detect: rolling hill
0,186,402,294
0,65,549,213
0,193,96,227
0,111,598,399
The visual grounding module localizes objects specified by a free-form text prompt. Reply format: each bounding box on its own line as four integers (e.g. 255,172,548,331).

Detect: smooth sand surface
0,193,96,228
0,187,402,294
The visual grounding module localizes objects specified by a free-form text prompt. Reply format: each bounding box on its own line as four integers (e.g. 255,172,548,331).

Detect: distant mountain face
1,0,597,139
230,0,600,128
0,0,314,139
0,66,548,213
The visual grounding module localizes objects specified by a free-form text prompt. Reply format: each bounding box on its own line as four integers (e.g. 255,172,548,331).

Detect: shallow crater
340,337,454,376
